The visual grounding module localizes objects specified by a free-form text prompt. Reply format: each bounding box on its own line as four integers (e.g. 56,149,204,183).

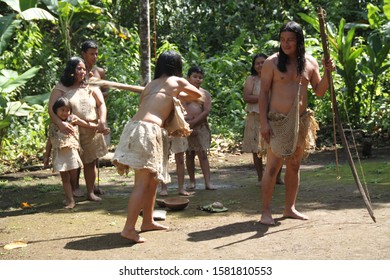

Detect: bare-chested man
112,51,204,243
259,21,335,225
81,40,109,99
184,66,215,190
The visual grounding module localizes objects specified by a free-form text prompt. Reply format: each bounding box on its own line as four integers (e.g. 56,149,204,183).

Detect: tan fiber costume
187,122,211,152
164,97,192,137
112,120,170,184
242,77,264,154
53,84,108,163
268,109,319,159
49,122,83,172
169,136,188,154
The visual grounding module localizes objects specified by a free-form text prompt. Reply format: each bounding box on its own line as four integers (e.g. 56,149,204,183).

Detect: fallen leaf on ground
21,202,32,209
4,240,28,250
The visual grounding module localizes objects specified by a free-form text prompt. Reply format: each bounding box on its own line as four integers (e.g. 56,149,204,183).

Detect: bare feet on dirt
87,193,102,202
178,188,189,196
187,183,196,190
63,200,75,209
259,211,275,225
140,221,169,232
120,229,146,243
283,209,309,220
159,189,168,196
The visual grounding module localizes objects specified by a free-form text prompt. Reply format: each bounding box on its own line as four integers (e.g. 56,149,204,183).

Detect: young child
48,97,97,208
184,66,215,190
112,51,204,243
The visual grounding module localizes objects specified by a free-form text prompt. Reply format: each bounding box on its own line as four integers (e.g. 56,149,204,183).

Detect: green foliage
0,67,41,150
97,27,142,143
300,4,389,132
0,0,389,170
43,0,104,59
0,104,47,173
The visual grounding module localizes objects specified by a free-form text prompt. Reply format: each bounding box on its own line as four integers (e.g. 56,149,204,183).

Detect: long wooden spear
317,7,376,222
88,77,144,94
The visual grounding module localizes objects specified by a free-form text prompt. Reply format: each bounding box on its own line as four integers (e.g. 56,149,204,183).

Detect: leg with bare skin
253,153,263,183
139,171,168,232
260,148,283,225
60,171,75,209
84,160,101,201
175,152,189,196
282,147,308,220
185,151,197,189
159,183,168,196
121,169,151,243
197,150,216,190
93,159,105,195
72,167,84,197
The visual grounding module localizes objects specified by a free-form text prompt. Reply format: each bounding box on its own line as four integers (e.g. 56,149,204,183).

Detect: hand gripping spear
317,7,376,222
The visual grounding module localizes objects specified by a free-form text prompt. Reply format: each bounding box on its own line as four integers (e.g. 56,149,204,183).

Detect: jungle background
0,0,389,173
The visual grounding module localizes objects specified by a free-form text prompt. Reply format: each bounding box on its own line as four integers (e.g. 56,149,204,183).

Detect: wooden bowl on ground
155,199,166,208
163,197,189,211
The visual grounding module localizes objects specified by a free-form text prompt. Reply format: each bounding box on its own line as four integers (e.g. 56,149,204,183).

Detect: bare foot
178,188,189,196
63,200,75,209
259,212,275,225
283,209,309,220
65,202,76,209
87,193,102,202
140,221,169,232
72,188,84,197
206,185,217,190
159,189,168,196
94,187,105,195
187,183,196,190
121,229,146,243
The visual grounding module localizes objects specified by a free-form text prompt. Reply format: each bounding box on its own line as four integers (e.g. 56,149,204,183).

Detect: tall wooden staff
317,7,376,222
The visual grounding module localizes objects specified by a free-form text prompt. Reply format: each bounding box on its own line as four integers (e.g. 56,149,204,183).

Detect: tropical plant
41,0,104,59
360,2,390,131
0,67,41,150
0,0,389,170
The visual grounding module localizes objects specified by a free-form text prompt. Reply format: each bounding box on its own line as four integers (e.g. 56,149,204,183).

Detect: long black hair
250,53,268,76
154,50,183,79
277,21,306,76
60,57,85,87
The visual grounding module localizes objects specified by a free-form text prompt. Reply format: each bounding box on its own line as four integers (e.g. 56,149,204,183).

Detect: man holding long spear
259,21,335,225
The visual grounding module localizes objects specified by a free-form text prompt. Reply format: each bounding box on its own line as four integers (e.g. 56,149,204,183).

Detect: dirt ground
0,147,389,260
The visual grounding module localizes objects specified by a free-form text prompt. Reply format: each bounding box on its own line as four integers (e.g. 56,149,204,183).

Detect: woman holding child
48,57,109,203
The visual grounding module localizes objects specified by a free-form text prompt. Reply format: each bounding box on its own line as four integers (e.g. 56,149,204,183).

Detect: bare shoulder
53,82,67,92
200,87,211,98
168,75,186,86
263,53,278,71
266,53,278,63
244,75,255,85
90,84,103,98
305,54,319,69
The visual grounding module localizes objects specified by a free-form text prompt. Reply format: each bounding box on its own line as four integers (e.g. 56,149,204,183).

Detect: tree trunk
139,0,151,85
